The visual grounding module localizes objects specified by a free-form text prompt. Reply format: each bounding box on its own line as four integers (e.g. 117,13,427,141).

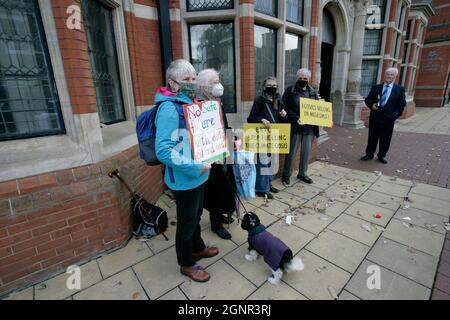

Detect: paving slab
179,260,256,300
284,183,323,200
4,287,33,300
327,214,383,246
345,260,431,300
246,281,307,300
358,190,403,211
306,229,370,273
313,168,347,181
394,207,448,235
157,287,187,300
97,238,153,278
344,170,380,183
407,193,450,218
133,248,185,300
223,244,273,287
409,183,450,202
73,268,147,300
383,219,446,257
338,290,360,300
258,199,292,218
284,250,351,300
272,191,309,211
367,237,439,288
335,177,371,194
306,175,336,189
323,185,360,205
299,196,349,218
378,175,414,187
291,210,335,235
370,180,411,198
35,261,102,300
345,200,396,227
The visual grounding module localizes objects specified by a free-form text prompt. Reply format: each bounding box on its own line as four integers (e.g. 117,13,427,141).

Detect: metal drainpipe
157,0,173,78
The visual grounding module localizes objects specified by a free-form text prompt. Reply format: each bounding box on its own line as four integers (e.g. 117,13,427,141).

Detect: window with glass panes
286,0,304,25
360,60,379,97
255,0,277,17
81,0,125,125
285,33,302,87
363,29,383,55
0,0,65,141
366,0,386,24
254,25,277,94
186,0,233,12
189,22,236,113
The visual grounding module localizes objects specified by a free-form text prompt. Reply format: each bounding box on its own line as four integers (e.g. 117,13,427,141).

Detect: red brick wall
52,0,97,114
240,16,255,101
171,21,183,60
309,0,319,85
415,1,450,108
124,9,163,106
0,147,164,296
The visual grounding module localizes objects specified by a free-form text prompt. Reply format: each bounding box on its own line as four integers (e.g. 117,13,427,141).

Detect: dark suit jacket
364,83,406,124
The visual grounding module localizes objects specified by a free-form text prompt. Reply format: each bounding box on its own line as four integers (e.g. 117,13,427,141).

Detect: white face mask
211,83,224,98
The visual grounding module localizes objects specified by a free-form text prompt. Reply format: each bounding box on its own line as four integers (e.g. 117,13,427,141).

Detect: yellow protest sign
243,123,291,154
299,98,333,127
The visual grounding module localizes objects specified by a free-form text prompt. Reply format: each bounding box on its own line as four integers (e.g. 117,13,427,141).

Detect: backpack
130,195,168,240
136,102,186,166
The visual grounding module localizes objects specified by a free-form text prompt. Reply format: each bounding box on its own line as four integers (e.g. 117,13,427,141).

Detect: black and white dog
241,212,304,285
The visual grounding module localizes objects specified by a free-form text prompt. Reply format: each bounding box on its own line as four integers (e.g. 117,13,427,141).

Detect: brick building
0,0,434,296
415,0,449,108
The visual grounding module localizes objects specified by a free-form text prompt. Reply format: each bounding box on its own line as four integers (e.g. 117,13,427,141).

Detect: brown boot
192,246,219,261
180,264,210,282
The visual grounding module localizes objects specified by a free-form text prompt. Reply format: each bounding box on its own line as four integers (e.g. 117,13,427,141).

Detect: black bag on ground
130,195,168,239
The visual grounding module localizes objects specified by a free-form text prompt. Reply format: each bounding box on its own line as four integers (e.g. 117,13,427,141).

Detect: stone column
343,0,369,129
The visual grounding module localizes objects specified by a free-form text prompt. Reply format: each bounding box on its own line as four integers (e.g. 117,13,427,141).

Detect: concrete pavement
4,161,449,300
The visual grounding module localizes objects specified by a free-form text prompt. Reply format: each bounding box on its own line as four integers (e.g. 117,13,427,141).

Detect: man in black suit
360,67,406,164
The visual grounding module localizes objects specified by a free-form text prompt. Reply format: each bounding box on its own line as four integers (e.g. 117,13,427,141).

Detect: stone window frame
363,0,391,84
254,0,310,91
0,0,136,182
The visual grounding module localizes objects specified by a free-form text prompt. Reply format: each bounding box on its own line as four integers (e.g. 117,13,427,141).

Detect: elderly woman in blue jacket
155,59,217,283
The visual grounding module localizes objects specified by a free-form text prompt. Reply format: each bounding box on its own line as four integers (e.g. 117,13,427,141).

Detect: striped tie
380,84,389,109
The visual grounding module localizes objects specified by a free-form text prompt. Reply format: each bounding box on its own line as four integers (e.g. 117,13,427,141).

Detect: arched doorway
318,1,351,125
319,8,336,102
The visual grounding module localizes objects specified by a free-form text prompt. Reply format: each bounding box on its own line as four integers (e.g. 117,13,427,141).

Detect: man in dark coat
361,67,406,164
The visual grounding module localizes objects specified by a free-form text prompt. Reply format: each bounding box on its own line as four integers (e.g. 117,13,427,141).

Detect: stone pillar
343,0,369,129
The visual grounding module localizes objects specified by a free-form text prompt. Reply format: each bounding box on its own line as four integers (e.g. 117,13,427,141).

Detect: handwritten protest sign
243,123,291,154
184,100,229,163
299,98,333,127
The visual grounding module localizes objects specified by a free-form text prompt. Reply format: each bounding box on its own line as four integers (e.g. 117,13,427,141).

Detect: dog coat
248,227,290,271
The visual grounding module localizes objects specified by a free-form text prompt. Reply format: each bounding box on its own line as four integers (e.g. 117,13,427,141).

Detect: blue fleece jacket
154,87,210,191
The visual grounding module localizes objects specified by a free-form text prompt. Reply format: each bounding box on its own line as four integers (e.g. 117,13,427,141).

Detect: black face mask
297,80,308,88
264,87,277,96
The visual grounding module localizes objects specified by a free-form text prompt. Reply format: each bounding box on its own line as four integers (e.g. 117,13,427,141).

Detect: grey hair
165,59,197,85
263,76,278,87
197,68,219,93
296,68,311,79
385,67,399,76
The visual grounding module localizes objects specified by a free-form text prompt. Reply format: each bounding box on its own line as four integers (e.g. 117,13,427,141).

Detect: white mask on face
211,83,224,98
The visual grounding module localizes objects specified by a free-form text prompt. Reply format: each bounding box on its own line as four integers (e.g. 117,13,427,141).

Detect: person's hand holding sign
262,118,271,129
297,118,304,126
201,163,212,174
279,109,287,118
